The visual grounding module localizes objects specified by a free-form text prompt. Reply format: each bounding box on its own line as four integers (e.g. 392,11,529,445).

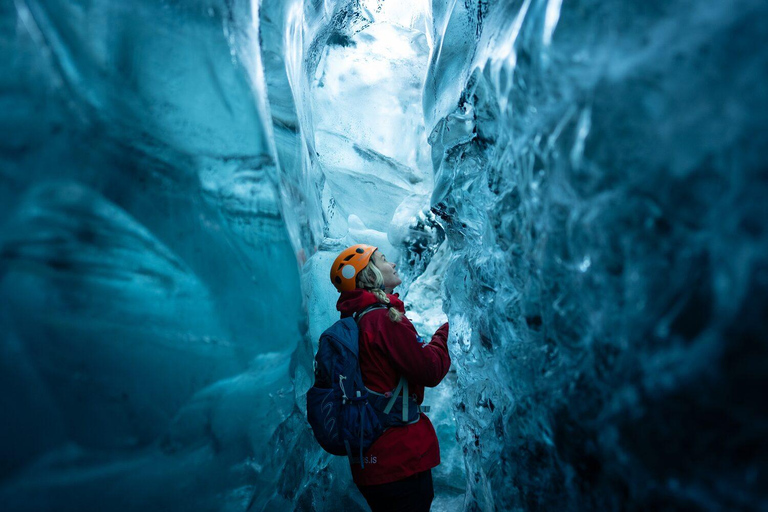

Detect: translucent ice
3,0,768,510
1,0,303,509
423,0,768,509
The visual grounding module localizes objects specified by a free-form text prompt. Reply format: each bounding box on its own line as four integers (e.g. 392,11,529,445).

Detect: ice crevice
1,0,767,511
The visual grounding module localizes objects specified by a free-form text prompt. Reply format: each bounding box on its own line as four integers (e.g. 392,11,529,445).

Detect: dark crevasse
1,0,767,511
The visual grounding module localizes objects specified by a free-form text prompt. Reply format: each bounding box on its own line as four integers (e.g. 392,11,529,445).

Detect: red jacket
336,289,451,486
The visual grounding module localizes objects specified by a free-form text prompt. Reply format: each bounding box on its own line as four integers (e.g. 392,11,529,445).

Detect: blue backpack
306,304,426,467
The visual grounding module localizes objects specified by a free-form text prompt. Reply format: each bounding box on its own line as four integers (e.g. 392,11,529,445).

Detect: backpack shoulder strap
353,303,389,323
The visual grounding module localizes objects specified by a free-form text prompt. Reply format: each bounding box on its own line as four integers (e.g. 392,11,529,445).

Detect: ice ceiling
1,0,767,511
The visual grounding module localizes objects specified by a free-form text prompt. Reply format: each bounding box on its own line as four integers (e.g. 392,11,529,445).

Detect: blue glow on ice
2,0,767,510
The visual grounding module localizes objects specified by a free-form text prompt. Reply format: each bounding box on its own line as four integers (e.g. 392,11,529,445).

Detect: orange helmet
330,244,377,292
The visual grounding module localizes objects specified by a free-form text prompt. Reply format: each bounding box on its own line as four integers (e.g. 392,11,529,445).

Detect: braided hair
356,260,403,323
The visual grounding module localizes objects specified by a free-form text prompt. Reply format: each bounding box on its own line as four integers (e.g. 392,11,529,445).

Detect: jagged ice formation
1,0,767,511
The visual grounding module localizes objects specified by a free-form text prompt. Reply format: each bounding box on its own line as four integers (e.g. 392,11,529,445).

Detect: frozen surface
2,0,768,511
423,0,768,509
1,1,303,510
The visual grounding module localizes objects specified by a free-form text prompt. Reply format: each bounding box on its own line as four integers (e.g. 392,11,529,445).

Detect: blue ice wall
2,0,767,511
1,1,304,510
424,0,768,509
263,0,768,510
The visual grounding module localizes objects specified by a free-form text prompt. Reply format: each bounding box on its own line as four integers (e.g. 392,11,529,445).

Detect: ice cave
1,0,767,510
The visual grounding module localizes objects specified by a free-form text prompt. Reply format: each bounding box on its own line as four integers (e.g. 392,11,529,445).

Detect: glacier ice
422,0,768,509
2,0,768,510
1,0,303,509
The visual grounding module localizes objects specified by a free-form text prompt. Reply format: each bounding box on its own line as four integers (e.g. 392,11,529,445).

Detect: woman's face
372,251,401,293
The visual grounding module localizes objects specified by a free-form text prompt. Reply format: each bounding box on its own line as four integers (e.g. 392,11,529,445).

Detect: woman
330,244,451,512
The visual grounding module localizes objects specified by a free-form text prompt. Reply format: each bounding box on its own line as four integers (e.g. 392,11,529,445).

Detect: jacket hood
336,289,405,318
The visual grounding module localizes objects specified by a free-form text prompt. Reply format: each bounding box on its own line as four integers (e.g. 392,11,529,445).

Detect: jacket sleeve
382,320,451,388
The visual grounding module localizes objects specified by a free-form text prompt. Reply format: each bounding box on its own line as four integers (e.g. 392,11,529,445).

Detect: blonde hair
356,260,403,322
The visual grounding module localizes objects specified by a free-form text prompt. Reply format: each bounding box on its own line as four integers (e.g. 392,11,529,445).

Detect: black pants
357,470,434,512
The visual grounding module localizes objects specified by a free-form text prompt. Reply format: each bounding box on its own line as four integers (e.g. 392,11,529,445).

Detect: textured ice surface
3,0,768,510
257,3,460,508
1,0,303,510
423,0,768,509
